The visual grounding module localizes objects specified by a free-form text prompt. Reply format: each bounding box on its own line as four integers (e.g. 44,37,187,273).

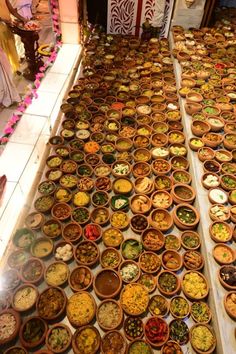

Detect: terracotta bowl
190,301,212,324
182,271,209,300
173,203,200,230
209,221,233,243
12,283,38,313
190,324,216,354
169,296,190,319
139,251,161,274
197,147,215,162
93,269,122,299
191,120,211,137
4,346,27,354
141,228,165,251
202,132,223,148
151,190,172,209
100,247,121,269
160,341,183,354
37,287,67,321
19,316,47,349
161,250,183,272
96,299,123,331
224,291,236,320
101,330,127,354
183,250,204,270
213,244,235,265
0,309,21,346
201,172,220,189
46,323,72,353
72,326,101,354
218,265,236,290
74,240,99,267
171,169,192,185
144,316,169,348
25,211,45,230
150,208,173,232
157,270,181,297
171,183,196,204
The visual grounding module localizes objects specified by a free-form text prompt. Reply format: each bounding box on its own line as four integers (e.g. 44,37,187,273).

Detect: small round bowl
91,190,109,207
134,176,154,195
127,339,154,354
130,194,151,214
20,257,44,284
138,273,157,293
164,234,181,251
97,299,123,331
46,323,72,353
25,211,45,230
220,173,236,191
141,228,165,251
181,231,201,250
171,169,192,185
4,346,27,354
173,203,200,230
0,309,21,346
224,291,236,320
171,183,196,204
139,251,161,274
12,228,35,251
155,175,173,191
183,250,204,270
190,301,212,324
62,222,82,243
150,208,173,232
31,237,53,259
189,137,204,151
100,247,121,269
133,161,152,178
151,190,172,209
42,218,62,239
157,270,181,297
74,240,99,267
170,156,189,171
51,202,72,221
120,283,149,316
208,187,228,205
101,330,127,354
133,148,151,162
170,296,190,319
182,271,209,300
69,265,93,292
91,207,110,225
191,120,211,137
218,265,236,290
148,294,169,317
209,204,230,222
209,221,233,243
213,244,235,265
34,195,55,213
111,211,130,230
54,241,74,262
12,283,38,312
111,160,132,177
44,261,69,287
169,319,189,345
151,159,171,175
83,223,102,242
130,214,148,233
19,316,47,349
72,325,100,354
144,316,169,348
7,250,28,269
102,227,124,248
124,316,144,342
161,250,183,272
161,341,183,354
37,287,67,321
190,324,216,354
93,269,122,299
201,172,220,189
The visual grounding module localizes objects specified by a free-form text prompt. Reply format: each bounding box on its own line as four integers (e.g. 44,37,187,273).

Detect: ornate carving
108,0,137,35
160,0,175,38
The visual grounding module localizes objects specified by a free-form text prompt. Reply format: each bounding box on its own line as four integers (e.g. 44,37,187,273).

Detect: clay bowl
0,309,21,346
151,190,172,209
169,296,190,319
111,160,132,177
157,270,181,297
173,203,200,230
215,149,232,163
197,147,215,162
12,283,38,313
213,244,235,265
201,172,220,189
83,223,102,243
224,291,236,320
139,251,161,274
141,228,165,252
144,316,169,348
46,323,72,353
170,156,189,171
25,211,45,230
97,299,123,331
169,143,187,157
171,169,192,185
171,183,196,204
202,132,223,148
54,241,74,262
130,194,152,214
151,132,168,147
4,346,27,354
7,249,28,270
161,250,183,272
133,148,151,163
36,287,67,321
51,202,72,221
164,234,181,252
20,257,44,284
42,218,62,239
148,294,169,317
123,316,144,342
19,316,47,349
209,204,230,222
190,301,212,324
101,330,127,354
168,130,185,145
203,160,221,174
93,269,122,299
219,265,236,291
209,221,233,243
149,208,173,232
90,206,110,226
62,222,82,243
31,237,54,259
151,159,171,175
220,173,236,191
74,240,99,267
190,324,216,354
100,247,121,269
223,133,236,150
206,116,225,132
72,326,101,354
230,205,236,222
119,260,141,284
44,261,69,287
154,175,173,191
191,120,211,137
208,187,228,205
185,102,202,116
132,161,151,178
186,91,203,103
183,250,204,271
69,265,93,292
160,341,183,354
182,271,209,300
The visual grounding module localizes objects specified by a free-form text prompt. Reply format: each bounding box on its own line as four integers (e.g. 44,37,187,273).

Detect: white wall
171,0,206,29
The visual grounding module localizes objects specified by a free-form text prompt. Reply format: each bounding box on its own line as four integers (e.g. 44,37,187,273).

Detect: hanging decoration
0,0,62,146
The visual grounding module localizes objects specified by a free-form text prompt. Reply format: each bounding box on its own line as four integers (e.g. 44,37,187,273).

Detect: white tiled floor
0,43,82,263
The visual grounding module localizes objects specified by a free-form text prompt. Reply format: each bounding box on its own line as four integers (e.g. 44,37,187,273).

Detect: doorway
86,0,108,31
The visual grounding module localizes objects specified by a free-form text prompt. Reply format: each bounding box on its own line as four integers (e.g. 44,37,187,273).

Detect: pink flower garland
0,0,62,145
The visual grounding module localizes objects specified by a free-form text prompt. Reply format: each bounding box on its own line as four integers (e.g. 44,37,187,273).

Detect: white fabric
0,48,21,107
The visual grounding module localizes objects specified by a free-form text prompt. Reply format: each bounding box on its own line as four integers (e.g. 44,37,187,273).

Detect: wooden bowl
157,270,181,297
144,316,169,348
46,323,72,353
93,269,122,299
0,309,21,346
19,316,47,349
182,271,209,300
183,250,204,270
96,299,123,331
161,250,183,272
209,221,233,243
150,208,173,232
218,265,236,290
190,324,216,354
224,291,236,320
72,325,100,354
173,203,200,230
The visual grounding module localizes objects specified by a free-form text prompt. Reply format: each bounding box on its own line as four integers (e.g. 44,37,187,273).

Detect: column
58,0,80,44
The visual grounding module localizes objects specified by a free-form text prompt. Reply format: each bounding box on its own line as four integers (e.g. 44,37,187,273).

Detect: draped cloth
10,0,33,19
0,47,20,108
